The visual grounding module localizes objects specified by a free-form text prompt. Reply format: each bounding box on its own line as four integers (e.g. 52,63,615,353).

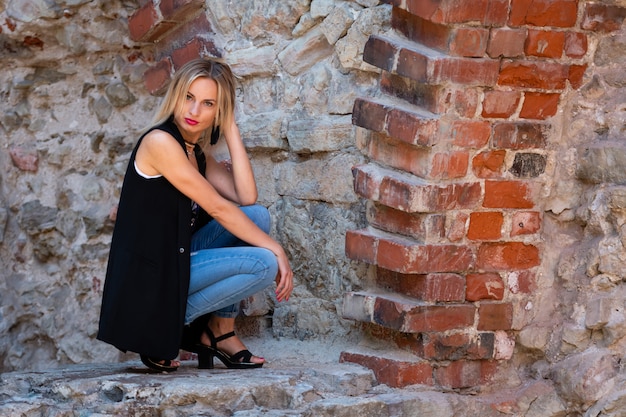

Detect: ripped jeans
185,205,277,324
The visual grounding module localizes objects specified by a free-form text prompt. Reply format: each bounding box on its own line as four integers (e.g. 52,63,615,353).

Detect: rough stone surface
4,0,626,414
0,0,384,376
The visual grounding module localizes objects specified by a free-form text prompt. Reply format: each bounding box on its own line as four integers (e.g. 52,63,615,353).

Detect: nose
189,100,200,116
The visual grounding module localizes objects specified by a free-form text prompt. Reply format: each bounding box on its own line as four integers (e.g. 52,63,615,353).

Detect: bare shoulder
142,129,179,149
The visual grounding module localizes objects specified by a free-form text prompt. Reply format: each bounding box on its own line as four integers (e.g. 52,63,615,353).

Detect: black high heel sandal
140,354,179,372
196,329,263,370
180,315,263,369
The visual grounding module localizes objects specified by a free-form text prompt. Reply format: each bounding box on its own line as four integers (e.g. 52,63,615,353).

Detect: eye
186,93,193,101
203,101,214,107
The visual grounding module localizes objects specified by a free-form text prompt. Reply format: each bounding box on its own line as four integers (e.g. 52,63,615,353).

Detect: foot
203,316,265,365
140,355,180,372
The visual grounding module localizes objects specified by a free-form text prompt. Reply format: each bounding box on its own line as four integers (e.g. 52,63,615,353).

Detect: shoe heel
198,351,214,369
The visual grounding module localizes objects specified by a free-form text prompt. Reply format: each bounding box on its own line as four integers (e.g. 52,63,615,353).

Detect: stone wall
5,0,626,413
0,0,388,371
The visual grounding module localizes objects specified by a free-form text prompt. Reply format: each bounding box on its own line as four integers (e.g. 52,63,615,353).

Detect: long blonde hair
149,58,236,147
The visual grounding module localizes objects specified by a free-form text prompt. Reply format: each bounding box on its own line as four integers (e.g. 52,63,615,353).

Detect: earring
210,125,220,145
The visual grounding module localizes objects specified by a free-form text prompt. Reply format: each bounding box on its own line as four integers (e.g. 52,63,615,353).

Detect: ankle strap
213,331,236,343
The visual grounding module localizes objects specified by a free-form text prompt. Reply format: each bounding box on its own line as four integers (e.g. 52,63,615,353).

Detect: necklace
184,141,195,156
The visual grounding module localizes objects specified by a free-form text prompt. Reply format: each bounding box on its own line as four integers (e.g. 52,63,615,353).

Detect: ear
210,125,220,145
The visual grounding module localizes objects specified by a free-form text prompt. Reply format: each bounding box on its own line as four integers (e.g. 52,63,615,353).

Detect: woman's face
173,77,218,143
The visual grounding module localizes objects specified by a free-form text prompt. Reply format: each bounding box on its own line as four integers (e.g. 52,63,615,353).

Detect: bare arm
136,130,293,301
205,122,258,205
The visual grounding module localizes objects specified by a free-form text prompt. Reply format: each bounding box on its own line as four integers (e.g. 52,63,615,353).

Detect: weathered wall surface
0,0,387,371
4,0,626,413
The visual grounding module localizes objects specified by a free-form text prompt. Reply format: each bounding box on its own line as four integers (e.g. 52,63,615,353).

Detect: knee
245,204,271,233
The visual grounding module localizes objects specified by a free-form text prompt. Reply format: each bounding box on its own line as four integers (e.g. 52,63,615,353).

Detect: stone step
351,163,482,214
345,227,475,274
0,361,376,416
363,33,500,86
342,290,475,334
0,359,567,416
352,95,439,147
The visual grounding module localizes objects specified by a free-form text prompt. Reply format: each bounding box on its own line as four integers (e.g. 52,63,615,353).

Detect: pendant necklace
184,141,195,156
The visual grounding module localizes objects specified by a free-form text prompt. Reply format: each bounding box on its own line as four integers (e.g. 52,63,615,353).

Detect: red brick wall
341,0,626,389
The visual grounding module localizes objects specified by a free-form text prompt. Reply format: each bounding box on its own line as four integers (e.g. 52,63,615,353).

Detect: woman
97,58,293,372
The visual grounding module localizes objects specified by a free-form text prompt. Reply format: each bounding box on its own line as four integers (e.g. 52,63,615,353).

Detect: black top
97,118,207,359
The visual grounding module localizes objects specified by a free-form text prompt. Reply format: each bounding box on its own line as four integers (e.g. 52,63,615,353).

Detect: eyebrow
187,92,216,103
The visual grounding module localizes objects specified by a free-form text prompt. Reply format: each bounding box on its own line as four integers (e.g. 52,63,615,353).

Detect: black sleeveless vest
97,118,206,359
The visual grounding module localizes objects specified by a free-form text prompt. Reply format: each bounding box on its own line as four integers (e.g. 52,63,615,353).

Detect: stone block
551,348,618,405
278,27,334,76
287,116,353,153
585,296,613,330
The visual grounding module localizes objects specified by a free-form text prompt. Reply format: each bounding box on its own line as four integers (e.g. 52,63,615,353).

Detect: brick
447,212,468,242
525,29,565,58
434,360,498,389
484,180,534,209
129,2,158,41
352,97,388,132
519,92,560,120
387,107,439,146
509,0,578,28
448,120,492,148
430,56,500,86
343,291,476,333
380,72,446,114
509,153,547,178
417,332,495,360
377,238,475,274
352,164,482,212
353,97,439,147
359,133,430,178
508,269,537,294
450,27,489,57
346,228,475,273
377,268,466,302
468,212,504,241
366,202,446,240
487,27,526,58
430,151,469,179
171,37,216,69
453,88,480,118
144,59,172,95
377,299,476,332
466,272,505,301
482,90,521,118
498,60,569,90
392,7,451,52
478,302,513,330
568,64,588,90
477,242,540,271
510,211,541,237
153,13,215,61
565,32,588,59
159,0,204,21
406,0,509,26
492,122,548,149
339,352,433,388
582,3,626,32
472,150,507,178
363,35,399,72
345,229,378,265
128,2,176,42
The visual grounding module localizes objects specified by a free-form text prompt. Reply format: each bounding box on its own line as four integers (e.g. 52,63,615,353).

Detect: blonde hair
149,58,236,147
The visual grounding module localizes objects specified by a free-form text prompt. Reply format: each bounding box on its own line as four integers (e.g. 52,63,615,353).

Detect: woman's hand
273,248,293,302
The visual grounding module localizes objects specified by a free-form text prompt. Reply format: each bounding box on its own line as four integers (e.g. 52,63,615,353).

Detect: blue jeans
185,205,277,324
